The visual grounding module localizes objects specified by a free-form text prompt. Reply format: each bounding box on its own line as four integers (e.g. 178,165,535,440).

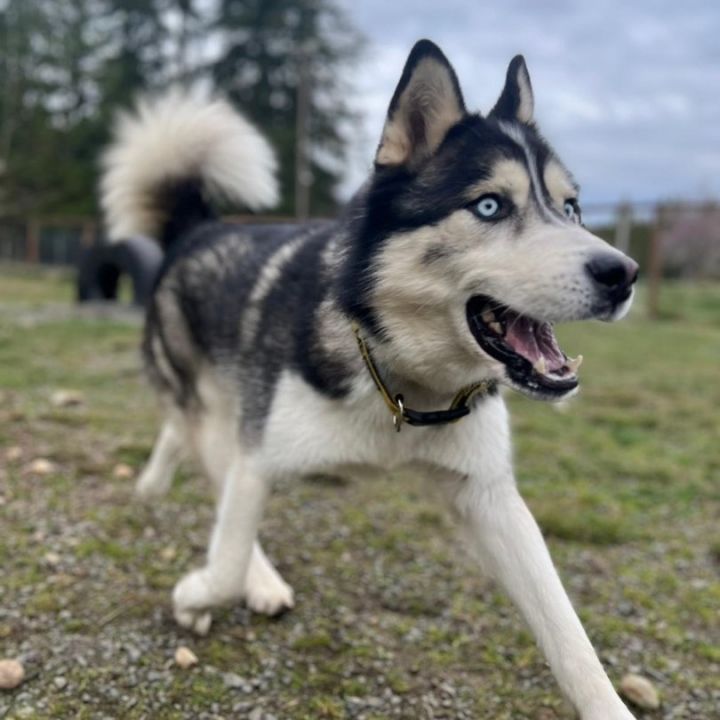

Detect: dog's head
342,39,638,401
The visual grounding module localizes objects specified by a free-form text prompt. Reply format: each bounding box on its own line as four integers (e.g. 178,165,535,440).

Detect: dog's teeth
533,357,547,375
567,354,584,374
482,310,496,324
489,321,503,335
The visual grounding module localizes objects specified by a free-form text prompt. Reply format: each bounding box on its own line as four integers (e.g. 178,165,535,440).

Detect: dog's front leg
455,479,635,719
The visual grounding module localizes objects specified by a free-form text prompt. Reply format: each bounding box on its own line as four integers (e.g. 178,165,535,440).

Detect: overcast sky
337,0,720,211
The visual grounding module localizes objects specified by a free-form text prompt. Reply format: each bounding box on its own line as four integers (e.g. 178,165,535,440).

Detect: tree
97,0,171,118
0,0,177,217
212,0,363,216
0,0,363,220
0,0,55,215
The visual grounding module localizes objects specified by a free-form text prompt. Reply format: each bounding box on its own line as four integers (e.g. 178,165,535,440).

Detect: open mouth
466,295,583,399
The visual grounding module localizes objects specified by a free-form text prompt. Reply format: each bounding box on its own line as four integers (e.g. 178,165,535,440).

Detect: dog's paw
172,568,221,635
134,466,172,500
174,606,213,636
245,574,295,616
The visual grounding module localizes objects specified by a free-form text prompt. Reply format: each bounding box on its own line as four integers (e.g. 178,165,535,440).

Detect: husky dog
102,40,639,718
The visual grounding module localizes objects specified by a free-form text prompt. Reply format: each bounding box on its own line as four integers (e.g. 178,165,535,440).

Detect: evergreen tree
0,0,173,216
0,0,362,220
212,0,362,216
97,0,171,117
0,0,55,215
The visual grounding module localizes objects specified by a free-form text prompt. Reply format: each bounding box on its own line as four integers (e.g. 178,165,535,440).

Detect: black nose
585,255,639,299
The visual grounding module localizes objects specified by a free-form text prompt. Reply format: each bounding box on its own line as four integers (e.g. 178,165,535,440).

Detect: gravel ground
0,275,718,719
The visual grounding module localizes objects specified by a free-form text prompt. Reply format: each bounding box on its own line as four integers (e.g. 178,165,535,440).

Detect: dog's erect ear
375,39,465,168
490,55,534,123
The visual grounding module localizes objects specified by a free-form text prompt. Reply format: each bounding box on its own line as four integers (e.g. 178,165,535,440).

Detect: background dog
101,39,639,719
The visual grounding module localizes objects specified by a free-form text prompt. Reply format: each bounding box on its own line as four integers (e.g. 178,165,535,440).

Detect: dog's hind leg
135,415,185,500
172,452,269,634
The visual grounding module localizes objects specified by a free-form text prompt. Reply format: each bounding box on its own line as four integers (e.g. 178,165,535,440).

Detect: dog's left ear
490,55,534,123
375,39,465,168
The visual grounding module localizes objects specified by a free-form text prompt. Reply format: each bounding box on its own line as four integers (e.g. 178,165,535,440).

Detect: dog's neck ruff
351,322,496,431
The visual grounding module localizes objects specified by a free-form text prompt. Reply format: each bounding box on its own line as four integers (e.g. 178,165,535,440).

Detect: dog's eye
474,194,503,219
564,199,581,223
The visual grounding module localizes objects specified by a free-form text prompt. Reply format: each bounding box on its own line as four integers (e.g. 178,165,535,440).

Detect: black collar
351,322,497,431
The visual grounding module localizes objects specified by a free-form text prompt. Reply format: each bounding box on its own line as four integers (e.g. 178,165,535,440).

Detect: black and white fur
101,41,640,719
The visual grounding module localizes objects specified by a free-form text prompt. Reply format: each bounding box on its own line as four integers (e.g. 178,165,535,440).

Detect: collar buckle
393,395,405,432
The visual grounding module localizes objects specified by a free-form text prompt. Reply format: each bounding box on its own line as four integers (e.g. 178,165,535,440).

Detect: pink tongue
505,316,565,371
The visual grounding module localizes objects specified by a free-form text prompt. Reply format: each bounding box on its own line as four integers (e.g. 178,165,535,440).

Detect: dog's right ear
375,39,465,169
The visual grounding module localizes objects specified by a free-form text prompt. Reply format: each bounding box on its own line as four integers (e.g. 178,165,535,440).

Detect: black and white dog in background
101,39,639,719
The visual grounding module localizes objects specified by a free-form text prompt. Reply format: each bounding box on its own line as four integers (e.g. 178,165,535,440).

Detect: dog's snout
585,254,639,299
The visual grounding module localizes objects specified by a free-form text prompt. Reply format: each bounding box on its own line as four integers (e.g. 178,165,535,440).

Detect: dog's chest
260,371,510,483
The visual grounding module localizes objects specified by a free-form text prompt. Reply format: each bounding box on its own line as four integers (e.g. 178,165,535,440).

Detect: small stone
53,676,67,690
51,390,84,408
160,546,177,561
248,708,264,720
174,646,198,669
112,463,134,480
0,658,25,689
44,552,61,567
619,673,660,709
27,458,56,476
5,446,22,462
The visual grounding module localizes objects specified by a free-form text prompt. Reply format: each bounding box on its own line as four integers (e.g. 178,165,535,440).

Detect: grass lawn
0,263,718,719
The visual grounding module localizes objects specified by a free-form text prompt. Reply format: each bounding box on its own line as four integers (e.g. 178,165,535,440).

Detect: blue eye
564,199,580,222
475,195,502,219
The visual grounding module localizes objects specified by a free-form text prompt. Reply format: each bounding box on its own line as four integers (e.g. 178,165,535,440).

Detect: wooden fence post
25,219,40,263
81,220,96,248
647,204,665,320
614,202,633,253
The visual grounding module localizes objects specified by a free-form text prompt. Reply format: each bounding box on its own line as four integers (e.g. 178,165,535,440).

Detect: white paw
172,568,230,635
174,606,213,636
245,575,295,616
134,467,171,499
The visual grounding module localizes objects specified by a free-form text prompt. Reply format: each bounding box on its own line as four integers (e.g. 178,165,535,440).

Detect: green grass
0,265,718,719
511,301,720,545
0,262,75,304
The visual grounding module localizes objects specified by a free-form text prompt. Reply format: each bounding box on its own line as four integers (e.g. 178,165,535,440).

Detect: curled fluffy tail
100,90,278,247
